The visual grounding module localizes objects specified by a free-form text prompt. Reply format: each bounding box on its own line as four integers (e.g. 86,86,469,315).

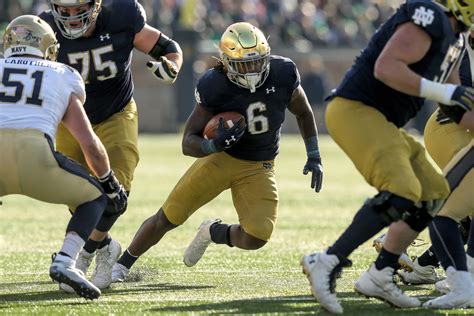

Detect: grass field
0,134,469,315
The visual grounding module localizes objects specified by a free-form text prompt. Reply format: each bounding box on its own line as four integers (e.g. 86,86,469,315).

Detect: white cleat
59,249,94,294
373,234,415,272
423,266,474,309
437,254,474,294
435,278,450,294
183,219,220,267
300,251,349,314
91,239,122,289
354,264,421,308
111,263,130,283
398,257,441,285
50,254,101,300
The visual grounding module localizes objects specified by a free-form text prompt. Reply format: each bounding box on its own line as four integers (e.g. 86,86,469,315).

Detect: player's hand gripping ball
203,112,246,151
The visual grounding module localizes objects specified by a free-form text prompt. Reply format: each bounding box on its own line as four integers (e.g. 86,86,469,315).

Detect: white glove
146,56,178,84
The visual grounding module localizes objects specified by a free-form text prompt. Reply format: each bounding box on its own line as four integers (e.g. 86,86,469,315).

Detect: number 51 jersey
0,57,85,139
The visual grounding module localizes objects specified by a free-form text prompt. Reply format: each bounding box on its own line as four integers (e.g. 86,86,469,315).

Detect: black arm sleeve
148,34,182,60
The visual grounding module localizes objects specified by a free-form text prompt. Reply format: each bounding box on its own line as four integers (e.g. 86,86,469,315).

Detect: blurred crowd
3,0,404,48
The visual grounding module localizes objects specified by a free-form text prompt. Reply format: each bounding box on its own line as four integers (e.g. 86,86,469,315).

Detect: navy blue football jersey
40,0,145,124
196,55,300,161
333,0,464,127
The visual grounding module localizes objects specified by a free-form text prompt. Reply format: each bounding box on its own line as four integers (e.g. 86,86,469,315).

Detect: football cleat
373,234,415,272
436,254,474,294
59,248,94,294
91,239,122,289
423,267,474,308
398,257,441,285
300,251,351,314
111,262,130,283
183,219,221,267
354,264,420,308
50,254,101,300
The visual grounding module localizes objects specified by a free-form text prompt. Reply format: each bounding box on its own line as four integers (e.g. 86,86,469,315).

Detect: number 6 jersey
0,57,85,139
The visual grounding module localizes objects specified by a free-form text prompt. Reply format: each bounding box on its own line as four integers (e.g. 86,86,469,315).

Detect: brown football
203,111,245,139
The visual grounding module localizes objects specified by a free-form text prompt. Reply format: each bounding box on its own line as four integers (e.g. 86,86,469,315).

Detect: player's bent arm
374,22,431,96
134,24,183,69
288,85,318,139
62,93,111,177
182,104,214,158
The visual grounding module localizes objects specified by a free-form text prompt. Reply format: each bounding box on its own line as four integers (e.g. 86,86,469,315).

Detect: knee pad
403,199,445,232
367,191,414,225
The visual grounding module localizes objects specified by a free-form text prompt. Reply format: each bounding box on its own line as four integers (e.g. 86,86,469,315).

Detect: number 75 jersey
0,57,85,139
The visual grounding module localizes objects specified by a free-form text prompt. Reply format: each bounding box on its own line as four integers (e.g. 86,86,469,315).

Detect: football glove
98,170,128,216
213,117,246,151
303,157,323,193
147,56,178,84
449,86,474,112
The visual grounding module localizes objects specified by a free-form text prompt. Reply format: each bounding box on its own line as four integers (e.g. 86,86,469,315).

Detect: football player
38,0,183,290
0,15,126,299
110,22,323,282
300,0,474,313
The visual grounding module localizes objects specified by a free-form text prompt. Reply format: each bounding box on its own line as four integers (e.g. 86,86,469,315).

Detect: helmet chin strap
237,73,262,93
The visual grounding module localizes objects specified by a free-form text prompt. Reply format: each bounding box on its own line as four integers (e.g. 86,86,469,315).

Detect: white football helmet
3,15,59,61
50,0,102,39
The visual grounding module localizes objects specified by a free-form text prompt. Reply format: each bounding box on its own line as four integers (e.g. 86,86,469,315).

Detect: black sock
117,249,139,269
417,246,439,267
466,218,474,258
327,203,388,258
429,216,467,271
83,234,111,253
210,222,233,247
375,247,401,270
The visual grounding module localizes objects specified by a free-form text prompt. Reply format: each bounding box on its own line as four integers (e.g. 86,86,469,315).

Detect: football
203,111,245,139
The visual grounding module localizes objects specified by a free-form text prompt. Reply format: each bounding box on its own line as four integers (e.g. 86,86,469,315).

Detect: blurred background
2,0,433,134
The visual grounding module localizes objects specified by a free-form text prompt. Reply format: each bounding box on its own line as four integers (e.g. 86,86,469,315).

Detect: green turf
0,134,468,315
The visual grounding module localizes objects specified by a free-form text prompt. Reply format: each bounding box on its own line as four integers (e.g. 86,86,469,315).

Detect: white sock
59,233,85,261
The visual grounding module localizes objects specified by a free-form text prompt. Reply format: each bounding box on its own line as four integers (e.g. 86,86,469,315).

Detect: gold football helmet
436,0,474,28
50,0,102,39
3,15,59,61
219,22,270,93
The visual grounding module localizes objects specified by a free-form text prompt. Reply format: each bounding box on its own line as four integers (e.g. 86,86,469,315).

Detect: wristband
304,136,320,159
201,139,218,155
419,78,456,105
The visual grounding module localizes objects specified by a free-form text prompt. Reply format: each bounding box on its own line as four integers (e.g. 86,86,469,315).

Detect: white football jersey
0,57,85,138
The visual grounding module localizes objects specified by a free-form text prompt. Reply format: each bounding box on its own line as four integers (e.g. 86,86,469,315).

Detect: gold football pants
326,97,449,202
0,129,102,209
162,152,278,241
424,109,474,221
56,99,139,191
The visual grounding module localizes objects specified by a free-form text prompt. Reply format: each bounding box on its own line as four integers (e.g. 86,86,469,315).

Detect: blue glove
303,157,323,193
213,117,246,151
450,86,474,112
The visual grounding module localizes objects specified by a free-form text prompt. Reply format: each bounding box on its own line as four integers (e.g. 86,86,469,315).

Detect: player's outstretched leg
300,251,352,314
183,219,221,267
